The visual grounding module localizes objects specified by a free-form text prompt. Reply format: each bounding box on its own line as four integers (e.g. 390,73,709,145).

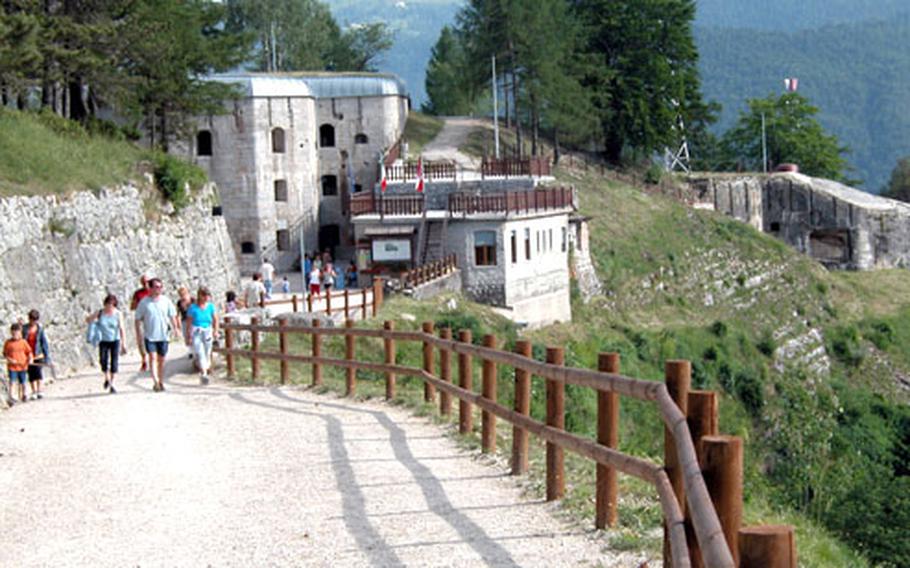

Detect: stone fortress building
176,72,408,273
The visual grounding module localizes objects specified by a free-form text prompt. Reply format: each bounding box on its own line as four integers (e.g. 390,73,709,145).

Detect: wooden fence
481,156,551,178
262,280,384,320
386,161,457,182
448,187,574,215
350,193,425,216
401,255,458,288
214,318,799,568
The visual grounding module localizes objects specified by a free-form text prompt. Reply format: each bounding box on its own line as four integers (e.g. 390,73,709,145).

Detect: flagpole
492,55,500,160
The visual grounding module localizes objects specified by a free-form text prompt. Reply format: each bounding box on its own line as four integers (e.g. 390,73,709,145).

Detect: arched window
321,175,338,196
354,133,368,144
319,124,335,147
196,130,213,156
274,179,288,202
271,127,286,153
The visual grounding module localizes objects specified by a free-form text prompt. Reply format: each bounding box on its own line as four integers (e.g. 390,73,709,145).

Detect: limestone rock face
0,183,239,377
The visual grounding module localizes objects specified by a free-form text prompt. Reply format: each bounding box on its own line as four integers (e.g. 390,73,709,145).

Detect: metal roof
207,72,407,99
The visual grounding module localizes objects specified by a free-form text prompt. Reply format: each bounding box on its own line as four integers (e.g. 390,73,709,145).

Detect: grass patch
403,111,444,156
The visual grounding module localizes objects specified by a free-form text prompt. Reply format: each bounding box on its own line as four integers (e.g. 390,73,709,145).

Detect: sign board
372,239,411,262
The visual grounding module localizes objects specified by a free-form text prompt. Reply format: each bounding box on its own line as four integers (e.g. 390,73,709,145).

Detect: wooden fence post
596,352,620,529
739,526,796,568
326,290,332,315
481,334,497,453
361,289,368,320
311,319,322,386
686,390,719,567
664,360,691,567
250,316,260,382
278,317,289,385
345,319,356,396
384,320,395,399
439,328,452,416
546,347,565,501
292,294,299,313
224,317,235,378
344,289,350,319
458,329,473,434
702,435,744,567
372,278,384,316
422,322,436,402
511,340,532,475
307,293,313,313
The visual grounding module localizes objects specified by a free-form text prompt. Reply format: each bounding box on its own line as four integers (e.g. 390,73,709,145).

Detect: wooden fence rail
262,280,384,320
215,320,796,568
402,254,458,287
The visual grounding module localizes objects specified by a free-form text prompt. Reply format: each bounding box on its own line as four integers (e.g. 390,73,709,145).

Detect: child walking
4,323,33,404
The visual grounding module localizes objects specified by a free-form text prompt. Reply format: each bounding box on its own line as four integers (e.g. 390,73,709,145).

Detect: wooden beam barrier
686,390,719,567
439,328,452,416
739,525,796,568
384,320,396,399
481,334,497,454
702,435,743,567
344,290,350,319
372,278,383,315
361,289,368,320
546,347,565,501
511,340,532,475
458,329,473,434
422,322,436,402
311,319,322,386
307,293,313,313
596,352,620,529
664,360,691,567
292,294,299,313
326,290,332,315
278,317,289,385
250,316,260,382
224,316,235,378
345,319,356,396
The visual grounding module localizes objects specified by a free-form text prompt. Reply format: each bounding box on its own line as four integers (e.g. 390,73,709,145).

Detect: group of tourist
3,310,51,405
305,251,358,295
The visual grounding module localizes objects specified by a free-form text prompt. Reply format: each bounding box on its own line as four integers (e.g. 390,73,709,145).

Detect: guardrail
350,193,425,216
448,187,574,215
386,160,456,182
481,156,551,178
214,317,799,567
402,255,457,288
261,280,383,320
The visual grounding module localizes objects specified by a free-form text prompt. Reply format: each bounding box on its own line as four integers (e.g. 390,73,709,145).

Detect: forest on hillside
695,0,909,30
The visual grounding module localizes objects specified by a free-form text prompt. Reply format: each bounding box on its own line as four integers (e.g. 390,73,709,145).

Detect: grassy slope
403,111,444,156
0,109,145,196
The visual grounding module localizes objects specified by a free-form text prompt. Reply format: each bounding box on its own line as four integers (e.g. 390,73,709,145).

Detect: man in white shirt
134,278,180,392
243,273,266,308
259,258,276,299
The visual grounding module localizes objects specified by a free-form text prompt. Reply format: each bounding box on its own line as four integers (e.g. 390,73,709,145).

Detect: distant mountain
695,0,910,30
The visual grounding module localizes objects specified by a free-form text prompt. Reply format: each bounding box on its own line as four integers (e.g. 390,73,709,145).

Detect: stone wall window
510,230,517,263
276,230,290,251
274,179,288,202
355,133,368,144
320,124,335,147
271,128,286,153
474,230,497,266
524,228,531,260
241,241,255,254
322,175,338,196
196,130,213,156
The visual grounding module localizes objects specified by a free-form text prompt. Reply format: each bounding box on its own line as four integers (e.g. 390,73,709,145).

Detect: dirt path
0,345,644,567
421,117,488,172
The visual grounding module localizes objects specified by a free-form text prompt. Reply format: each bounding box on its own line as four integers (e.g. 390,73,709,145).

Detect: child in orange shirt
5,323,33,404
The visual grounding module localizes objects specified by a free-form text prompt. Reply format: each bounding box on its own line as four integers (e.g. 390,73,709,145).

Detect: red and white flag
380,175,387,193
414,156,425,193
784,77,799,92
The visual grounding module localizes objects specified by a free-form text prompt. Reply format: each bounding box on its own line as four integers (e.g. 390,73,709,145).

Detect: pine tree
423,26,471,116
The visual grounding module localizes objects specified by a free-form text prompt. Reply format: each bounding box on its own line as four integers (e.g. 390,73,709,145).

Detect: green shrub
864,320,894,350
434,312,484,343
644,163,663,185
735,369,765,417
710,320,728,338
827,325,865,367
153,153,206,211
756,331,777,357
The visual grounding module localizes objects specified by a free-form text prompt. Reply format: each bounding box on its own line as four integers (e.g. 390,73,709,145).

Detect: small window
354,184,363,193
274,179,288,202
196,130,212,156
276,230,290,251
322,175,338,196
355,133,368,144
474,231,497,266
319,124,335,147
524,228,531,260
770,222,781,232
271,127,286,153
241,241,255,254
561,227,567,252
510,230,517,264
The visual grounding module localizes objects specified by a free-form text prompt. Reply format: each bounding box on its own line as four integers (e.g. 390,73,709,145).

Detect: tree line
0,0,392,148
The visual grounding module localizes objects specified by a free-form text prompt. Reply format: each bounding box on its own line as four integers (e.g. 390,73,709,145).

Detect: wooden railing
402,255,457,287
481,156,551,178
386,160,456,182
448,186,574,215
213,316,800,567
261,280,384,320
350,193,425,216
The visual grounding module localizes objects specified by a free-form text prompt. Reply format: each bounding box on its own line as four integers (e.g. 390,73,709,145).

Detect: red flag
380,175,387,193
415,156,425,193
785,77,799,92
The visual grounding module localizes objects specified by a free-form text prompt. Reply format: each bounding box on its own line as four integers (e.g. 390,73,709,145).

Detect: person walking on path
243,273,266,308
308,265,321,296
129,275,152,372
23,309,50,400
86,295,127,394
322,262,336,295
176,286,195,361
259,258,275,299
134,278,179,392
4,323,32,404
186,287,219,385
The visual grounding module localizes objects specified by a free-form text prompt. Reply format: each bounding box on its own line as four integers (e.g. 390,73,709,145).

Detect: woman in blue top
186,287,219,385
85,294,127,394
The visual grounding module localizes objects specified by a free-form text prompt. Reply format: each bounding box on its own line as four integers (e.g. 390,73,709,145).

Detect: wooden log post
278,317,289,385
481,334,497,454
422,322,436,402
664,360,691,567
384,320,396,399
250,316,260,382
511,340,532,475
345,319,356,396
292,294,299,313
458,329,473,434
326,290,332,315
361,288,368,320
546,347,565,501
307,293,313,313
596,352,621,529
311,319,322,386
223,317,235,378
685,390,720,567
372,278,384,316
739,526,796,568
344,289,350,320
702,435,744,567
439,328,452,416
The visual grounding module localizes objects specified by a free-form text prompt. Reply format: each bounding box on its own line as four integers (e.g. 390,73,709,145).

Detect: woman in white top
308,266,321,296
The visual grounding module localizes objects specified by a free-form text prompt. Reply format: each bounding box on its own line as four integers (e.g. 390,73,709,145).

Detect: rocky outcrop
0,182,239,398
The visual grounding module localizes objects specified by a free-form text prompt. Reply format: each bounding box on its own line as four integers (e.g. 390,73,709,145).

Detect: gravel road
0,346,638,567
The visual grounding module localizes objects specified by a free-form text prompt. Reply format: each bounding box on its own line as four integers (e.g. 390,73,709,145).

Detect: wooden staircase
420,219,447,265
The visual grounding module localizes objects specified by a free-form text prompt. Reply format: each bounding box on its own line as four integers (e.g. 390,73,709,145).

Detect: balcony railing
481,156,551,178
350,192,425,216
448,187,573,215
386,161,457,182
